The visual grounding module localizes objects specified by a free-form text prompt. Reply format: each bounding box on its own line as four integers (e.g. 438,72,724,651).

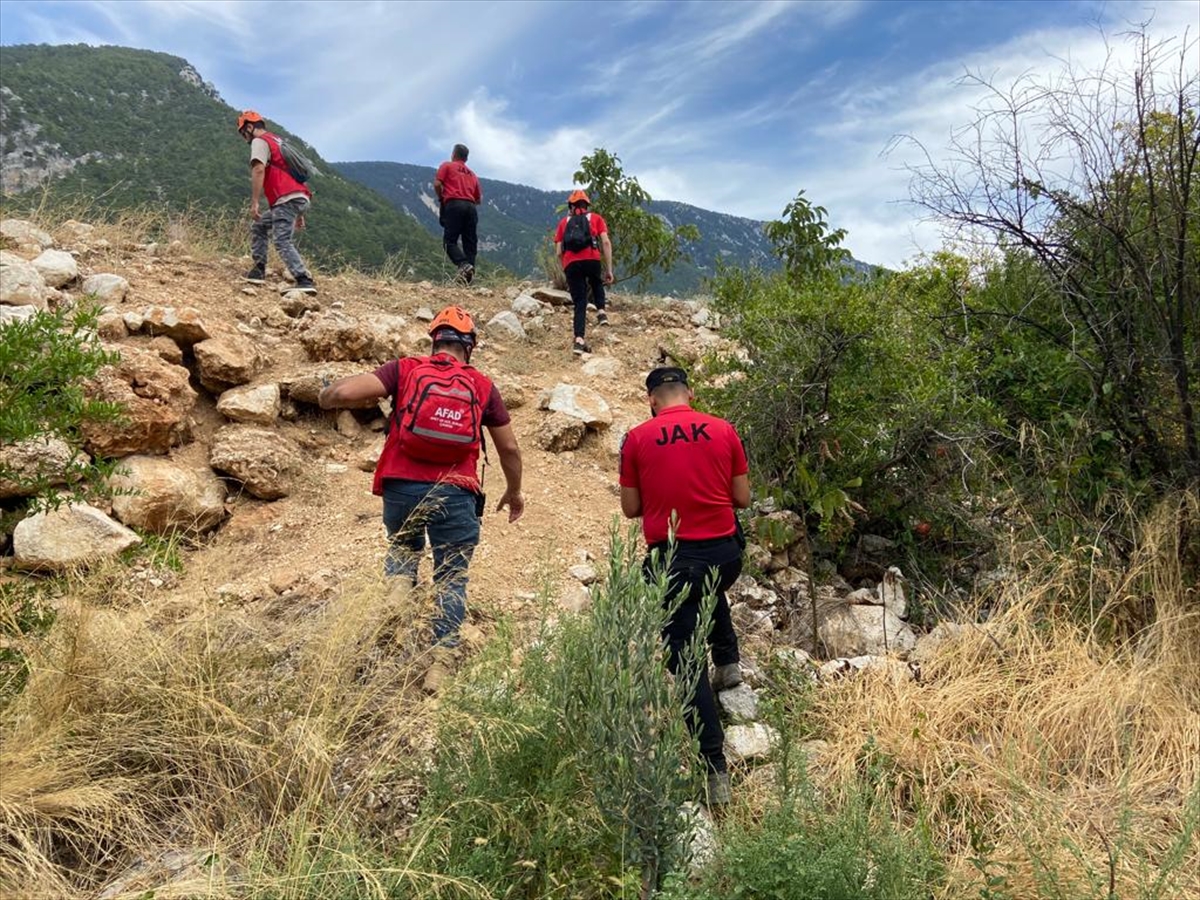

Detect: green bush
0,302,124,530
408,525,712,897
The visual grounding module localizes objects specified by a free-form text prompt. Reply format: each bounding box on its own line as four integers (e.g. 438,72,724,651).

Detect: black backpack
562,212,596,252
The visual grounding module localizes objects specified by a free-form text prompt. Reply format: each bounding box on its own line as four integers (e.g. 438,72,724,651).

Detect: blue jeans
381,480,480,645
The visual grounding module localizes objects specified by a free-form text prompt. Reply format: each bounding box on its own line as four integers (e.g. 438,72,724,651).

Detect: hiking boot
596,311,609,327
455,263,474,285
243,266,266,284
711,663,743,692
422,646,458,695
572,339,592,356
287,275,317,295
705,771,732,807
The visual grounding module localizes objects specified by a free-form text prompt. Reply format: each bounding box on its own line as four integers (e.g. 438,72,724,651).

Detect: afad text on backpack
396,359,482,464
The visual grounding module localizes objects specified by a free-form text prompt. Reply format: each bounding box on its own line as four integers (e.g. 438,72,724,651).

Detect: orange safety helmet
429,305,477,354
567,189,590,207
237,110,264,132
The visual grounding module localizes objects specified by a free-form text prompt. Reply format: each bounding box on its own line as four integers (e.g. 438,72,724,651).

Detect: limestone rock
30,249,78,288
209,426,302,500
281,366,382,409
280,292,320,317
539,383,612,430
82,273,130,303
60,220,95,243
731,603,775,635
569,563,598,585
216,383,281,424
717,683,760,724
336,410,361,436
140,306,211,345
109,456,227,534
415,306,435,321
298,311,376,361
819,605,917,658
96,312,128,340
818,655,915,684
0,250,48,309
357,437,385,472
83,344,196,457
910,622,967,665
581,356,623,378
724,723,778,763
0,437,84,499
146,335,184,365
878,566,908,619
486,310,526,340
530,287,572,306
13,503,141,571
560,585,591,614
363,313,410,359
727,574,779,608
511,293,545,317
535,412,586,452
0,304,38,328
0,219,54,252
492,375,526,410
194,334,266,392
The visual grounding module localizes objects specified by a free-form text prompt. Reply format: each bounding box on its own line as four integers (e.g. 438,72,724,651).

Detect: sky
0,0,1196,268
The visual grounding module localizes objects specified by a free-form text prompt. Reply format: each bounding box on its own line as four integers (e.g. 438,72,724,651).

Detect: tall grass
808,491,1200,899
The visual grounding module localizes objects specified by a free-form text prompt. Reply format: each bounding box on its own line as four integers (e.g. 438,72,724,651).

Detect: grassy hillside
0,44,444,275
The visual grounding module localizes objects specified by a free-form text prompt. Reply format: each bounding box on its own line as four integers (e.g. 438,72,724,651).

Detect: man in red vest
237,110,317,294
619,366,749,806
434,144,482,284
318,306,524,691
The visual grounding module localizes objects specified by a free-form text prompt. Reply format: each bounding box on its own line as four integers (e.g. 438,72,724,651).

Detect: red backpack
394,356,483,463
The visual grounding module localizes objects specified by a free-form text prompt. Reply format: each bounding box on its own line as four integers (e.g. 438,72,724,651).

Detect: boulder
140,306,211,345
819,605,917,658
530,287,572,306
539,383,612,430
510,293,545,317
0,250,49,309
569,563,598,585
726,574,779,608
818,655,915,684
362,313,410,359
13,503,141,571
335,410,361,436
415,306,435,321
0,305,38,328
0,437,84,499
109,456,227,534
95,312,128,340
485,310,526,340
209,426,302,500
581,356,623,379
193,334,266,392
60,220,95,243
535,412,586,453
724,723,778,763
909,622,967,665
82,344,197,457
878,566,908,619
30,249,78,288
0,219,54,252
281,366,382,410
280,292,321,317
216,383,281,424
81,273,130,303
492,375,527,410
146,335,184,365
298,311,377,361
717,683,760,724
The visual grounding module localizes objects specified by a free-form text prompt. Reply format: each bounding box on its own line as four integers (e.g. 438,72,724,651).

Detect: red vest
372,356,494,495
259,132,311,206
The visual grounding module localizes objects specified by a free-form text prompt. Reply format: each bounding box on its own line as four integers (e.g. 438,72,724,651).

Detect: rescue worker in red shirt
237,111,317,294
434,144,482,284
554,190,614,356
318,306,524,692
619,366,750,806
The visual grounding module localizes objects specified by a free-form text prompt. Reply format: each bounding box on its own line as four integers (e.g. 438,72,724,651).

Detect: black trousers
565,259,607,340
647,537,742,774
440,199,478,268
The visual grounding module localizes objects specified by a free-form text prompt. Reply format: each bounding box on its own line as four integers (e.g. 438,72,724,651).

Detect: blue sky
1,0,1196,268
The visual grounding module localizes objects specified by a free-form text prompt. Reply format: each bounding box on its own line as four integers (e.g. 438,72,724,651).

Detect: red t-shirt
554,211,607,268
370,354,508,493
619,404,748,545
435,160,481,204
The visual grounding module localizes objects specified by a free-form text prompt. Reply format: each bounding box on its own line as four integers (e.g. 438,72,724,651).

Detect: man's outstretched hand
496,489,525,523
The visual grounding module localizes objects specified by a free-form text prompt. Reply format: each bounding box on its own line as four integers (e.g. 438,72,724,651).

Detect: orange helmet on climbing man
567,189,590,208
237,110,264,134
429,306,477,357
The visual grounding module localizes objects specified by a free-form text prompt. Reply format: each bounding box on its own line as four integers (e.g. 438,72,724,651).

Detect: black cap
646,366,689,392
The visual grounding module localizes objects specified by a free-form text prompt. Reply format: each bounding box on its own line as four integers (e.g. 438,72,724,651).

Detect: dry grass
811,491,1200,899
0,567,444,899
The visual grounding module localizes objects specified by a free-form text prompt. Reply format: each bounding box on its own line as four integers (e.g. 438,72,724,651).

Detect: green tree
572,148,700,289
907,27,1199,485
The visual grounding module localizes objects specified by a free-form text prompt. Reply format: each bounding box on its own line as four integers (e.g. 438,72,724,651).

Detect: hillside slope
0,44,444,274
336,160,783,294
